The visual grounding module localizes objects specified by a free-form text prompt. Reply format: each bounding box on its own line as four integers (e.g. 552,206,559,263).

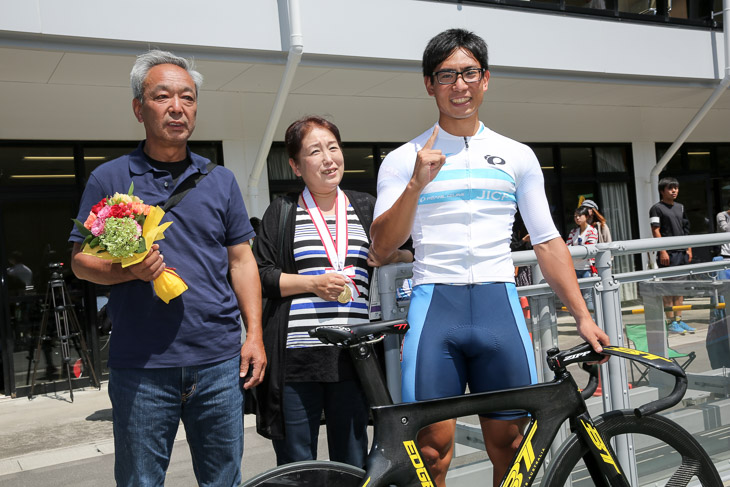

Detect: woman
580,199,611,243
566,206,599,279
566,206,599,311
252,116,411,468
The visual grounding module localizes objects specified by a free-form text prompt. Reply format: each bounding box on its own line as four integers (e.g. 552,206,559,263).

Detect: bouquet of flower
72,183,188,303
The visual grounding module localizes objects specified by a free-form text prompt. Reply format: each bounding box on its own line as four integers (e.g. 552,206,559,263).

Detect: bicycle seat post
349,342,393,407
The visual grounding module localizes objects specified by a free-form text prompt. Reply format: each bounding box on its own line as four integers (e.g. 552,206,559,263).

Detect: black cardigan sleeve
253,194,298,300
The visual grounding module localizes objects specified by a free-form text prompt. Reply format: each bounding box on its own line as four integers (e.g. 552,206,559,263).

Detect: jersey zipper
464,137,474,283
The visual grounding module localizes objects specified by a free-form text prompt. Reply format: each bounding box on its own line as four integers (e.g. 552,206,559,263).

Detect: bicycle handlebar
547,342,687,417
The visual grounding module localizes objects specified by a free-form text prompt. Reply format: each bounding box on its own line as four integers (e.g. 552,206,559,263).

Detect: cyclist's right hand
410,125,446,190
576,316,610,363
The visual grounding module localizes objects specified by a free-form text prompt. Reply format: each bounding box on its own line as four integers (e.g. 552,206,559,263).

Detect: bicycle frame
348,340,684,487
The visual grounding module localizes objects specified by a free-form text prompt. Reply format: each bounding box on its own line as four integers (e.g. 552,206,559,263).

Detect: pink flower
91,217,105,237
97,206,112,220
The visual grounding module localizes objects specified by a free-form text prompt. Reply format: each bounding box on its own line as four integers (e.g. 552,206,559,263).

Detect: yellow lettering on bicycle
580,419,621,474
605,346,672,363
503,421,541,487
403,440,434,487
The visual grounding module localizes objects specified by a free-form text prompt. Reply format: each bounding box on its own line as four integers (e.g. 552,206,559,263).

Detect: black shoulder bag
162,161,217,212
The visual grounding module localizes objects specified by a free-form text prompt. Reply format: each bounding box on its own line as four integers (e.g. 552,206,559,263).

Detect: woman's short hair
284,116,342,160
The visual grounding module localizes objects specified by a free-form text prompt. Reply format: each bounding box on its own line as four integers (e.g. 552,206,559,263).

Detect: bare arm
279,272,348,302
650,225,672,266
229,242,267,389
70,242,166,285
534,237,609,353
369,127,445,266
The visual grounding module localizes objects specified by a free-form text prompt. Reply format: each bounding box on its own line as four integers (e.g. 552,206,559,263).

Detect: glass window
596,147,628,173
687,147,712,172
267,147,296,181
188,142,223,165
656,146,683,174
717,146,730,172
532,147,555,173
560,147,594,177
342,147,376,179
0,145,75,187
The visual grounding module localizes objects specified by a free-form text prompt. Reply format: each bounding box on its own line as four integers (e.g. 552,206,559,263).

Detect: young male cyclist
368,28,609,486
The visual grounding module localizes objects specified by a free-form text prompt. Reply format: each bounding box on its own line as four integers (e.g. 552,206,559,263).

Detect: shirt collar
434,122,487,140
129,141,210,175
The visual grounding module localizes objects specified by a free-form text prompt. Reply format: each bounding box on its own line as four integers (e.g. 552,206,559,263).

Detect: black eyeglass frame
431,68,486,85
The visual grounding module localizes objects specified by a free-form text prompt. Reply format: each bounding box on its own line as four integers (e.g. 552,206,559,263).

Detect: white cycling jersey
374,122,559,286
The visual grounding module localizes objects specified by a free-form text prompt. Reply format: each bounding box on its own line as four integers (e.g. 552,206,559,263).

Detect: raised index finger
423,125,440,150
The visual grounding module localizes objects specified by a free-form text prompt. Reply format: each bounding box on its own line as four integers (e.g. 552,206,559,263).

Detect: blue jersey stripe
418,188,516,205
433,168,515,184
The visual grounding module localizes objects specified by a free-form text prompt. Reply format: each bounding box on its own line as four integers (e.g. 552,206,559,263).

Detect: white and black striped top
286,204,371,350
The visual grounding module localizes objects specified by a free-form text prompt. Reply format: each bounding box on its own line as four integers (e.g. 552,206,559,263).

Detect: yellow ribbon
81,206,188,304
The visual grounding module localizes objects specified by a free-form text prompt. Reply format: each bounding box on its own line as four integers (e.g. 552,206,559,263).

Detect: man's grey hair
130,49,203,103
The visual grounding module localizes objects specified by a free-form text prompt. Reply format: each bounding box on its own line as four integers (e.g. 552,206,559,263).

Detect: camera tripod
29,264,99,401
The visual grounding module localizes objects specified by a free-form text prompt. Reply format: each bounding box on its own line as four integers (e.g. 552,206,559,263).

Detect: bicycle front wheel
241,460,366,487
543,410,722,486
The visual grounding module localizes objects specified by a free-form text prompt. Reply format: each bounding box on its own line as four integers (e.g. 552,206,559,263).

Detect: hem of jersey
411,276,515,287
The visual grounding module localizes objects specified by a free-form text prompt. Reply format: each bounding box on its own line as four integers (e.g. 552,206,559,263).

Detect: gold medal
337,285,352,303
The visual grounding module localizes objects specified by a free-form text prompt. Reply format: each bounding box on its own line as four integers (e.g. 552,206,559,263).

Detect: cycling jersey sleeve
374,150,412,220
515,150,560,246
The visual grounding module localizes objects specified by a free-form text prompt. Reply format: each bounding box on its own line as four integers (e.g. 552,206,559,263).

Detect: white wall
1,0,724,79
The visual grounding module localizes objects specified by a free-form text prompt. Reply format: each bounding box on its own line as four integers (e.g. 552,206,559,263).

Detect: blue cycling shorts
401,282,537,419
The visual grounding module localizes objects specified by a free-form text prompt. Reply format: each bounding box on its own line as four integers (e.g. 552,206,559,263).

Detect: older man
69,50,266,486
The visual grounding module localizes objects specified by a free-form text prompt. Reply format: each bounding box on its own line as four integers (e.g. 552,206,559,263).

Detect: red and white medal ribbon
301,187,359,301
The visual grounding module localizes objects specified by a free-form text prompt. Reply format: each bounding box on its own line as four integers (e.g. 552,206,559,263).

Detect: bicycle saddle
309,319,409,347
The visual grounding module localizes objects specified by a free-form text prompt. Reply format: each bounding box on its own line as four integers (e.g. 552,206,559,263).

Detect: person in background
716,200,730,260
69,49,266,486
580,198,611,243
252,115,411,468
566,206,599,310
649,176,695,334
367,28,609,486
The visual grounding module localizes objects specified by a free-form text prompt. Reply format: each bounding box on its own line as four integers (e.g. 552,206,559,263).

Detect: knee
418,441,452,473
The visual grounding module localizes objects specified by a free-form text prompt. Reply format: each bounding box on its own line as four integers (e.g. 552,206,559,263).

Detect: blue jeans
109,355,244,487
272,380,369,468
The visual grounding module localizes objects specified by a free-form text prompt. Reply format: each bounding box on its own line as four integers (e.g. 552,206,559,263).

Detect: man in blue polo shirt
69,50,266,486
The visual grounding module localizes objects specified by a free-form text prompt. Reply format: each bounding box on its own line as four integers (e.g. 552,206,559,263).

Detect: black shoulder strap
162,162,217,212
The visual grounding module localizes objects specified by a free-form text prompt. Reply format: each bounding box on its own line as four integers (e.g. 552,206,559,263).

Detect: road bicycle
242,319,722,486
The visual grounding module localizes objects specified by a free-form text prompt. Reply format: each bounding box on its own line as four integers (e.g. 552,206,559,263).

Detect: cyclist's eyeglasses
432,68,486,85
